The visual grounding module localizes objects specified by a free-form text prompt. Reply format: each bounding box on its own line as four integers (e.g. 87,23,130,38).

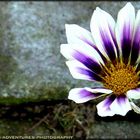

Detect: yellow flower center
103,62,139,95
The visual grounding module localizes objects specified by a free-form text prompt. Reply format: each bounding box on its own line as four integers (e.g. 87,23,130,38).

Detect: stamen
103,62,139,95
138,82,140,85
137,71,140,76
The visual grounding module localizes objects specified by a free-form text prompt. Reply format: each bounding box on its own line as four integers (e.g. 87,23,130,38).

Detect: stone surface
88,120,140,139
0,1,140,138
0,1,99,103
0,1,139,103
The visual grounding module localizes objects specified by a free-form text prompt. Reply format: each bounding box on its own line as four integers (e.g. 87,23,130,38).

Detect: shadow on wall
95,110,140,122
0,100,139,122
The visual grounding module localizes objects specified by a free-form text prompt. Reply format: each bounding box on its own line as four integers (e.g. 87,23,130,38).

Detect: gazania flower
60,2,140,117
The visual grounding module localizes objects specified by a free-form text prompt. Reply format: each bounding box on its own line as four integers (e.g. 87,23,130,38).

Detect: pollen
103,63,139,95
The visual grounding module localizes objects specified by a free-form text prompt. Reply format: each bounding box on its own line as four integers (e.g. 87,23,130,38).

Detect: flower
60,2,140,117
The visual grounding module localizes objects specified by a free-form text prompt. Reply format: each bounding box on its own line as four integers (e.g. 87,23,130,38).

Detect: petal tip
95,7,100,11
96,103,115,117
65,24,70,28
60,44,67,57
126,2,133,7
68,88,86,103
65,24,77,29
65,24,73,31
95,7,103,11
123,2,134,11
97,110,115,117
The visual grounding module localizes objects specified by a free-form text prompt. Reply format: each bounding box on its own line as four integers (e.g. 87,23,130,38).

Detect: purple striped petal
65,24,108,64
99,29,117,61
90,7,118,61
131,10,140,65
66,60,102,81
74,53,102,74
97,95,116,117
110,95,132,116
68,87,112,103
60,44,103,74
115,3,135,63
80,37,108,64
121,24,133,62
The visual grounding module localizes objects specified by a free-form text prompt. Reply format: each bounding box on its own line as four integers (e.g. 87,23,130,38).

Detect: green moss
0,97,33,105
0,55,18,85
29,85,68,100
0,85,68,105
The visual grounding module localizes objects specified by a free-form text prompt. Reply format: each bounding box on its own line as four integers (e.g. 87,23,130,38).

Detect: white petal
68,87,108,103
97,96,115,117
115,2,135,57
60,44,75,60
127,88,140,99
110,96,132,116
133,10,140,46
132,10,140,63
130,101,140,114
134,10,140,31
60,44,104,65
85,87,113,94
90,7,117,60
66,60,101,81
65,24,94,46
